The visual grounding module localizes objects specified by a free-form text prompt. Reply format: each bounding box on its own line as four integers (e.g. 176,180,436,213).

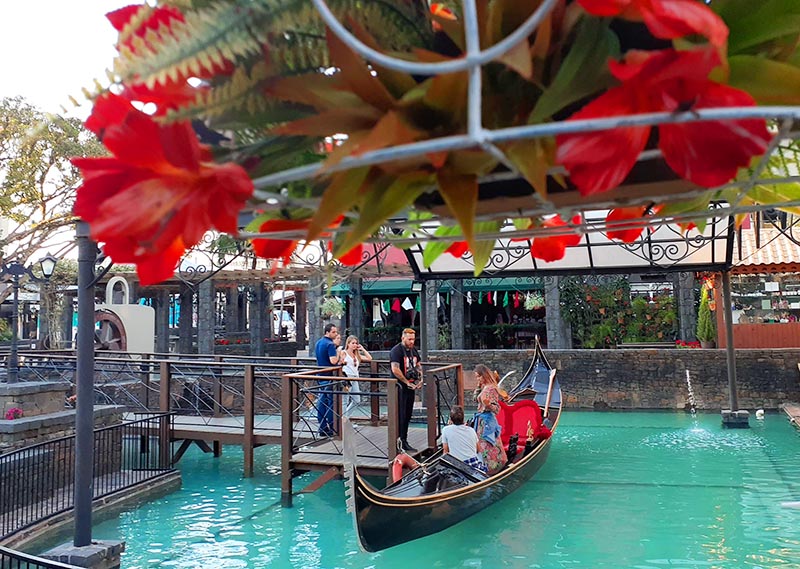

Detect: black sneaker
401,440,417,453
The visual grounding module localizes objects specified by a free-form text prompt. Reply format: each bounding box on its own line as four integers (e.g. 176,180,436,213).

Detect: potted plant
696,287,717,348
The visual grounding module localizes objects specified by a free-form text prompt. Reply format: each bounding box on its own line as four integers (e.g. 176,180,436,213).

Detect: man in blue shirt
314,323,339,437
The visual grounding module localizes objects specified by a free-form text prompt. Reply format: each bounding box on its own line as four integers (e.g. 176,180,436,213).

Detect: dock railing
0,413,174,542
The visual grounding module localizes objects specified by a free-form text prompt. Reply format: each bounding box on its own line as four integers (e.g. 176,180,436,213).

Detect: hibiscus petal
642,0,728,48
659,83,771,188
556,87,650,195
445,241,469,258
605,206,650,242
337,243,364,266
577,0,631,17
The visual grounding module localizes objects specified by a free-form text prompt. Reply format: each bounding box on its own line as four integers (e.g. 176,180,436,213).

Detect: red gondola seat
498,399,551,454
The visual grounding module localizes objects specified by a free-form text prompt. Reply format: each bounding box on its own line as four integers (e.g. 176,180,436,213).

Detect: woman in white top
441,405,486,473
341,335,372,416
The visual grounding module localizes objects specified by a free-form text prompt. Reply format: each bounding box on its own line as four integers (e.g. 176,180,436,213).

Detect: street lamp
1,255,58,383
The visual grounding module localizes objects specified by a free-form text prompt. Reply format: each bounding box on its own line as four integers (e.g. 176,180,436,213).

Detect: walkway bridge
10,351,464,496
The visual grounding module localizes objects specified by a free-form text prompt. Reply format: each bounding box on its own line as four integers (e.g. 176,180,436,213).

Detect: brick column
197,279,215,355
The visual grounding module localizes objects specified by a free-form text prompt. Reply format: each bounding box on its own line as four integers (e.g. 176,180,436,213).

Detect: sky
0,0,131,117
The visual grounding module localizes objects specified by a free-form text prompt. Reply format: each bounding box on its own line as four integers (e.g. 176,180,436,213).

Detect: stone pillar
295,289,307,349
349,277,363,341
177,284,194,354
450,280,464,349
155,289,170,353
307,275,323,357
544,277,571,349
424,280,438,353
675,272,696,341
61,293,75,349
43,540,125,569
197,279,215,355
249,284,266,356
225,288,240,334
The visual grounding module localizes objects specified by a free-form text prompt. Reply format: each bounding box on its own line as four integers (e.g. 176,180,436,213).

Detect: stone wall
0,406,122,454
0,382,71,419
425,348,800,411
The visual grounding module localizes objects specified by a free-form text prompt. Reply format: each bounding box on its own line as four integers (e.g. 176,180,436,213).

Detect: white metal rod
310,0,559,76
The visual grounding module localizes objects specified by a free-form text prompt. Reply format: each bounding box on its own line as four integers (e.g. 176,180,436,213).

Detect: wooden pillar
349,277,363,341
450,280,464,349
544,276,571,349
177,284,194,354
155,289,170,353
243,365,255,477
281,374,294,507
250,284,266,356
295,290,307,349
159,361,171,413
307,275,323,357
386,379,398,485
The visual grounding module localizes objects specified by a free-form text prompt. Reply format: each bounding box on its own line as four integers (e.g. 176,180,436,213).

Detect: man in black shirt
389,328,423,452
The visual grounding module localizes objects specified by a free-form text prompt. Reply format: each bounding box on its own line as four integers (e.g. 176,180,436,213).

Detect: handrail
1,413,174,541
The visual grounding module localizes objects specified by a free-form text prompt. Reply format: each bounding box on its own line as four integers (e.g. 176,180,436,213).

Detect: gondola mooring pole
720,270,748,428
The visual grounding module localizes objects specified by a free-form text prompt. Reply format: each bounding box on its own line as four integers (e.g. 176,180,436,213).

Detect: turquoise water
91,412,800,568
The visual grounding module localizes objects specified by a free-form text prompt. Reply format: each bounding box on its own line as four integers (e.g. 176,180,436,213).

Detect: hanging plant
68,0,800,285
320,296,344,319
524,292,545,311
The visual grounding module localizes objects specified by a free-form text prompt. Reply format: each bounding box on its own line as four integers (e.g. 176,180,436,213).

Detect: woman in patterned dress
472,364,507,475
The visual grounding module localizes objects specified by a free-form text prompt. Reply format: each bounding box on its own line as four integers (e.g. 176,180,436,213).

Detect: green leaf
436,170,478,251
718,0,800,54
529,17,619,122
308,167,370,241
422,225,463,268
471,221,501,276
337,172,432,254
728,56,800,104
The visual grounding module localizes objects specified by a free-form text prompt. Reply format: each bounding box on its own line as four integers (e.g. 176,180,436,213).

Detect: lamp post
1,255,58,383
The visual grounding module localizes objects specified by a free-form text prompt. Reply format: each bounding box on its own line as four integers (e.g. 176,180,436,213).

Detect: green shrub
696,287,716,342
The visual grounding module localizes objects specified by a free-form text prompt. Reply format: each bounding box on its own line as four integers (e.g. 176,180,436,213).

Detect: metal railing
0,413,173,540
0,546,80,569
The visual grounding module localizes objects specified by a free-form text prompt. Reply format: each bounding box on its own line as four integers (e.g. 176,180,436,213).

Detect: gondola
342,338,561,552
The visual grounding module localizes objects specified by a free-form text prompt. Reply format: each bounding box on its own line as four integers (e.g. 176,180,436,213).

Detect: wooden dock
130,413,428,475
781,402,800,426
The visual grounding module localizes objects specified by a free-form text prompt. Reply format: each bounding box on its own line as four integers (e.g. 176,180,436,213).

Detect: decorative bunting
514,291,520,308
414,296,421,311
467,291,473,304
503,292,509,307
392,298,402,313
402,297,414,311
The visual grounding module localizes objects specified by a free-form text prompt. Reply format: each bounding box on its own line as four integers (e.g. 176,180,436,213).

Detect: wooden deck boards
782,402,800,427
128,413,429,473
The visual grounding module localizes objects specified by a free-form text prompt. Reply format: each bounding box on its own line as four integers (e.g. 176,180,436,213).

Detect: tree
696,287,716,344
0,97,104,298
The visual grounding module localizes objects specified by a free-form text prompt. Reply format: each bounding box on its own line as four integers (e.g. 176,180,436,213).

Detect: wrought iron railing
0,413,173,540
0,546,80,569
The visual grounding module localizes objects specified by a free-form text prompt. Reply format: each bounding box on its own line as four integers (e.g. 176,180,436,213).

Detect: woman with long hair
472,364,507,475
341,335,372,416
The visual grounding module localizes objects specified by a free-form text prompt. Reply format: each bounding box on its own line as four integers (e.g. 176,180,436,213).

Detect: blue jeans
317,381,335,436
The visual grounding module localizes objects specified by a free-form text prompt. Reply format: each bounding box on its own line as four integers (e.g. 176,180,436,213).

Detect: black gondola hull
348,432,553,552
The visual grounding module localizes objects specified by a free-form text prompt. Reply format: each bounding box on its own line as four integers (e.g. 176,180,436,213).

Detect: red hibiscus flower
72,93,253,285
577,0,728,48
556,48,771,196
605,205,661,242
530,215,582,262
327,240,365,266
445,241,469,258
252,219,310,264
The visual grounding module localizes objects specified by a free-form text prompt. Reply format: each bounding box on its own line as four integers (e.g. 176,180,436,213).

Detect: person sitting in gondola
473,365,508,475
442,405,486,474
